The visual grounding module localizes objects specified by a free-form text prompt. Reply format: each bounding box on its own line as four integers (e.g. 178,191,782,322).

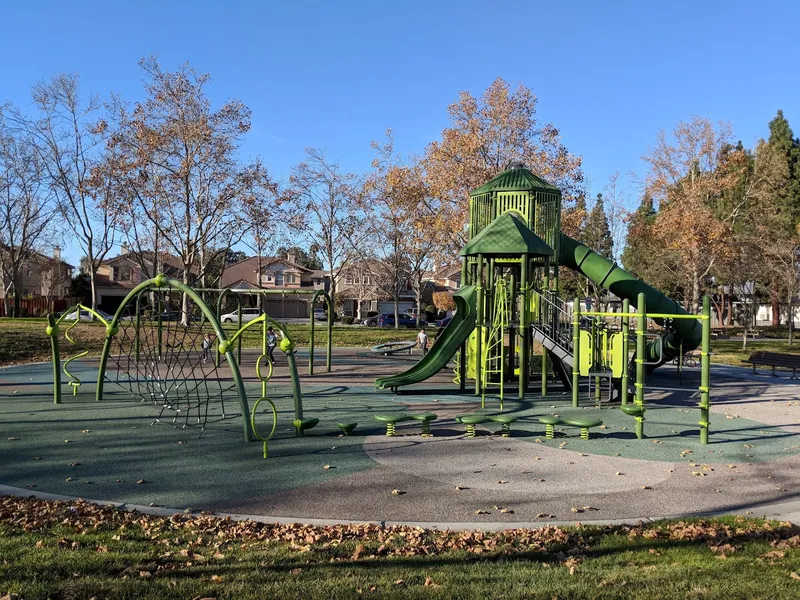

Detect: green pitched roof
460,212,553,257
471,162,560,196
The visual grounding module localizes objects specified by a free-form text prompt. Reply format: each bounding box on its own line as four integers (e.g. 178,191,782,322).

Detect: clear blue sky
2,0,798,264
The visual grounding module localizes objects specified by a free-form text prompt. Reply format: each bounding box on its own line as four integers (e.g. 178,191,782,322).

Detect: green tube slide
558,232,702,366
374,285,476,390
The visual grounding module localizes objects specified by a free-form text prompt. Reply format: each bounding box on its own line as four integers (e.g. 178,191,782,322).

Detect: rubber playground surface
1,348,799,526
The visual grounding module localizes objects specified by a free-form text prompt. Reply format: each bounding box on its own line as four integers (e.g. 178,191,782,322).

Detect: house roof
220,256,314,289
460,212,553,257
471,162,560,196
103,251,186,272
0,245,74,269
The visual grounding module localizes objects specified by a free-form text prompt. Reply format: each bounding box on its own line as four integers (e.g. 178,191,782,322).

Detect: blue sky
2,0,798,264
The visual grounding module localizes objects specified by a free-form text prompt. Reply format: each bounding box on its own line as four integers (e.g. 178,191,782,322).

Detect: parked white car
62,308,114,322
220,307,263,324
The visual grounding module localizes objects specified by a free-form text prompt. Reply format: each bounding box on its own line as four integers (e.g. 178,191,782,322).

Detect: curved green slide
559,232,702,365
374,285,476,390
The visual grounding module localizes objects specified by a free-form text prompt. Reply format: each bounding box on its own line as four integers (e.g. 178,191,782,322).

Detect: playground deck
1,350,798,526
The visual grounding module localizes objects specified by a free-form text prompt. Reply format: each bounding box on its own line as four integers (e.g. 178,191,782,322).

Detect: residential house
220,253,327,318
93,245,189,312
336,258,433,319
0,246,74,315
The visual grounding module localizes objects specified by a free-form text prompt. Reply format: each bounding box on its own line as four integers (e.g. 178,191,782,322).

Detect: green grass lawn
0,320,432,366
1,497,798,599
710,339,800,366
3,317,800,371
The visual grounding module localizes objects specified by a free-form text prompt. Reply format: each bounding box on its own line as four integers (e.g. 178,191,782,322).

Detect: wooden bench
742,351,800,379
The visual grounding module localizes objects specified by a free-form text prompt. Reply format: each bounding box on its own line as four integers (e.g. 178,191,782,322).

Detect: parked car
62,308,114,322
377,313,426,328
361,311,380,327
435,316,453,328
220,307,262,324
313,309,328,321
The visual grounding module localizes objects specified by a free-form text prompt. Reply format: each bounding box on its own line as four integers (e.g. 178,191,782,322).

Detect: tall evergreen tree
767,110,800,223
584,193,613,259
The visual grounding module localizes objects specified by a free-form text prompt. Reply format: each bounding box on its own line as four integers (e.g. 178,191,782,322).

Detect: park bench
374,412,438,436
742,351,800,379
455,413,518,437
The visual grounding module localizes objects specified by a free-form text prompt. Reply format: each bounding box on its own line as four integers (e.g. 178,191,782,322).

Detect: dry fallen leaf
136,479,146,484
424,575,440,588
391,489,405,496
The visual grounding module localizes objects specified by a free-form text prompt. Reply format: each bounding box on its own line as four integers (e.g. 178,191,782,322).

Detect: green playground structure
375,162,712,442
47,276,335,444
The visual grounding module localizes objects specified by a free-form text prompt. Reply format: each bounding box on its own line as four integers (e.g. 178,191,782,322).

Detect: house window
363,275,370,285
345,276,353,285
118,266,132,281
275,273,284,286
23,288,29,296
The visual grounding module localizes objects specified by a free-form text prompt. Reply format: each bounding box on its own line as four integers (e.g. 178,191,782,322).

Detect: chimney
120,243,129,255
53,246,61,262
287,251,296,264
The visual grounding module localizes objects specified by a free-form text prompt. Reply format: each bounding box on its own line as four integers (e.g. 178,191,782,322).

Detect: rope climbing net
104,289,241,432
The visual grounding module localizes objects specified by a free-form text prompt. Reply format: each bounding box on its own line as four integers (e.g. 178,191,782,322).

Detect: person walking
417,328,429,356
266,327,278,363
201,333,212,363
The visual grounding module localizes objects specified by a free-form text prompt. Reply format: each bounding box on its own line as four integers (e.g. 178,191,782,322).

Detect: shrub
341,316,354,325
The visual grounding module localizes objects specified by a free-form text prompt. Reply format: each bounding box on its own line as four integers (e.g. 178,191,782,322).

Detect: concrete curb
2,484,797,531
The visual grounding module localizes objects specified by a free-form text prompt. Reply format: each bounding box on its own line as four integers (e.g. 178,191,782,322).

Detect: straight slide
374,285,476,390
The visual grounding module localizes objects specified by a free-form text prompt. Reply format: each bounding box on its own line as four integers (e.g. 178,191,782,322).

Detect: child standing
266,327,278,363
201,333,212,363
417,328,429,356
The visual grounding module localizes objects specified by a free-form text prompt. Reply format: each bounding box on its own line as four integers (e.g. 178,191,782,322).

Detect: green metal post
508,269,515,376
327,297,333,373
236,298,243,364
572,297,580,407
542,263,551,397
286,348,303,420
475,253,484,396
157,296,164,358
699,295,711,444
621,299,629,405
635,292,646,440
309,306,315,375
47,314,61,405
519,255,528,399
593,318,601,406
134,291,142,361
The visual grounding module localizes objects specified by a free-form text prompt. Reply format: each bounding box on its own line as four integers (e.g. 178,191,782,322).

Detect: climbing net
104,289,241,431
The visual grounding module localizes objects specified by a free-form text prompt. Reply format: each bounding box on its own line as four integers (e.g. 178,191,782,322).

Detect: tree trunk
788,289,794,347
11,265,21,318
89,267,98,313
691,269,701,314
394,294,399,330
770,278,780,326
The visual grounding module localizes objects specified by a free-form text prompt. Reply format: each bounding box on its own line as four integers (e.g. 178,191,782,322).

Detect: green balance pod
538,415,562,439
560,417,603,440
374,413,412,436
455,414,488,437
486,414,518,437
408,413,438,436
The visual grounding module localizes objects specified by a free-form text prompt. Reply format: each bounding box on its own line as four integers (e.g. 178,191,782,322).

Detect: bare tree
0,128,53,316
288,148,362,303
4,74,117,311
109,58,267,323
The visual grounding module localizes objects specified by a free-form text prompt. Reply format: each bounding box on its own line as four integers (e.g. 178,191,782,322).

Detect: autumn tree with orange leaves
423,78,584,256
640,117,748,312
